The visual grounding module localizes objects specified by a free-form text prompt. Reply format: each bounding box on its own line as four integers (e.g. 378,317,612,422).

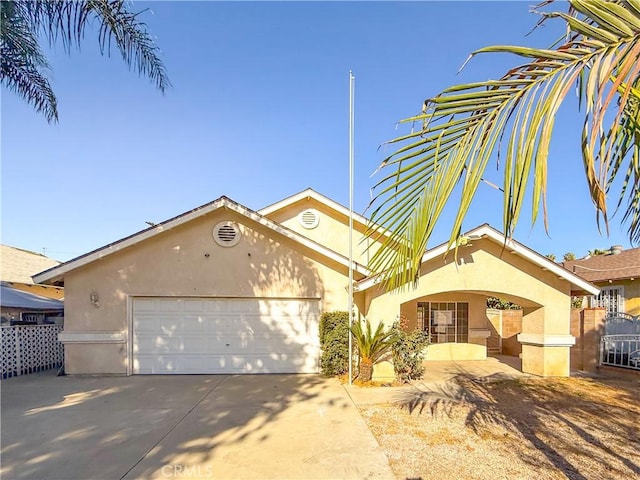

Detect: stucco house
562,246,640,317
33,189,598,378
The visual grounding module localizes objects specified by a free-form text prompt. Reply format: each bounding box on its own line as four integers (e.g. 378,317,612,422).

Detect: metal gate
600,313,640,370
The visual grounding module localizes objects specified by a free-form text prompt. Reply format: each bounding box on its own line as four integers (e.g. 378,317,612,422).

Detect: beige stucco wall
624,280,640,315
263,198,382,266
362,239,571,329
362,239,575,377
63,209,354,374
522,344,570,377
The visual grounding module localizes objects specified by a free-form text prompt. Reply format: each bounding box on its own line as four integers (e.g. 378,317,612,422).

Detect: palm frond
368,0,640,291
351,319,395,365
0,0,170,122
25,0,171,92
0,0,57,121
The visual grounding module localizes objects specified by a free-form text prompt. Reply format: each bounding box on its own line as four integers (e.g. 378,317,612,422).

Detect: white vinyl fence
1,325,64,379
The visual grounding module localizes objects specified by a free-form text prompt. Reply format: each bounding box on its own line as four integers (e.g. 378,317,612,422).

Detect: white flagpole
348,71,355,385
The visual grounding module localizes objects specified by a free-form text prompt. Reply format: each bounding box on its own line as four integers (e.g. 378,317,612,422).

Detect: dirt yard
359,375,640,480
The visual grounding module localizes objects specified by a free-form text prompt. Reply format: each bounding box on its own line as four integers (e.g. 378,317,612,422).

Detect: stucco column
517,305,576,377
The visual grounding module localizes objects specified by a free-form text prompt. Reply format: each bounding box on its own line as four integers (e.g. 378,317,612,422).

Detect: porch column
517,306,575,376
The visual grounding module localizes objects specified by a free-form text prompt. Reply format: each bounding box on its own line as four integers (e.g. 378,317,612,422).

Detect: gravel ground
359,375,640,480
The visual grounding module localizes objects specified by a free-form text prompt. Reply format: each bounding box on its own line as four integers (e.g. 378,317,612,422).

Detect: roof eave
355,224,600,295
33,196,371,284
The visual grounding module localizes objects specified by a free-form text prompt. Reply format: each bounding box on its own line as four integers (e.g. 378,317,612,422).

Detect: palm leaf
0,0,170,122
0,0,58,121
25,0,170,93
368,0,640,291
351,319,395,365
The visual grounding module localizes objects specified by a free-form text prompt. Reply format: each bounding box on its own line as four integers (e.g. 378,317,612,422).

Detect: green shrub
319,311,350,376
391,321,430,383
486,296,521,310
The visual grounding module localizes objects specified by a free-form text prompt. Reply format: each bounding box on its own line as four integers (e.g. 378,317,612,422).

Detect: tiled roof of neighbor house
562,247,640,283
0,245,60,284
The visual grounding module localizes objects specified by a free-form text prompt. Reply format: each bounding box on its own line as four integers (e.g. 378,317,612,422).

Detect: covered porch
398,291,535,363
355,227,599,378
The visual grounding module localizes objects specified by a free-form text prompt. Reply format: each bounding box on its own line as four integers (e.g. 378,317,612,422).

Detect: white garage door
132,297,320,374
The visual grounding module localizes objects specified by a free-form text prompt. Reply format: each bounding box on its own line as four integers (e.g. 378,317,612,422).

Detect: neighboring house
33,189,598,378
0,245,64,324
563,246,640,317
0,283,64,325
1,244,61,284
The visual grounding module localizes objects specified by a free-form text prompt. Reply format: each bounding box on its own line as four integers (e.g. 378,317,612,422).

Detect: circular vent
298,209,319,229
213,221,241,247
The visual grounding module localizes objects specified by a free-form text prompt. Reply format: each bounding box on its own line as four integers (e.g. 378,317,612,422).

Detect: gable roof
259,188,392,243
0,245,60,284
355,224,599,295
260,188,371,225
562,247,640,283
33,196,372,285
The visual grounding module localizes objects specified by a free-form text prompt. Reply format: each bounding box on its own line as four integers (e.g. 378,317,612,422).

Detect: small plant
571,296,584,309
391,319,430,383
487,297,521,310
351,319,395,382
319,311,350,376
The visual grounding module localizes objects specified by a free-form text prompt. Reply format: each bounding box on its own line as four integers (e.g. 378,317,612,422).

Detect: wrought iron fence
604,312,640,335
600,334,640,370
1,325,64,379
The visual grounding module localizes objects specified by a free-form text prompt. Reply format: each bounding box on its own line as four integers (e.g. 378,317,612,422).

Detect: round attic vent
213,221,241,247
298,209,320,229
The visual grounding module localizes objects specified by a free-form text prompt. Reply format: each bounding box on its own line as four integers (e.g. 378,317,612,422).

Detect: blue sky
1,1,635,263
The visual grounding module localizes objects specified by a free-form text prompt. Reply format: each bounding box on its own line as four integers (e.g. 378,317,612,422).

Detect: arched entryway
399,290,542,365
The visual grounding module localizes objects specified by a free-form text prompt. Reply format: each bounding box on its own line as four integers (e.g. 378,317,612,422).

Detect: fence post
15,326,22,376
598,337,603,366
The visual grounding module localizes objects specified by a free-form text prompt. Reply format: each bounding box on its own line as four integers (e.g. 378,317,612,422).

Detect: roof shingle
0,245,60,284
562,247,640,282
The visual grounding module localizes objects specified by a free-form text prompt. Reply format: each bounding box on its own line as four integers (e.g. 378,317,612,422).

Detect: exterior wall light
90,292,100,308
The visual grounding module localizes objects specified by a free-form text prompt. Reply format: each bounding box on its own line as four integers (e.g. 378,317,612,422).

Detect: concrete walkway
346,355,525,406
1,373,395,480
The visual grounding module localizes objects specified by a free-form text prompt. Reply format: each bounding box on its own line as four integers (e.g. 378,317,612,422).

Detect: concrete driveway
1,372,395,480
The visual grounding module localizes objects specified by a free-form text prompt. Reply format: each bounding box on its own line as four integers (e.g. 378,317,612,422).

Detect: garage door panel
134,332,310,356
134,352,317,374
132,298,320,374
134,334,224,354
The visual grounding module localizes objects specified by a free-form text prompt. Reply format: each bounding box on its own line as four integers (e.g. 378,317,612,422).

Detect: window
417,302,469,343
590,286,624,315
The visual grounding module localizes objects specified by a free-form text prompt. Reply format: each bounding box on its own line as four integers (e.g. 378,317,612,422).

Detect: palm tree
563,252,577,261
367,0,639,290
351,319,396,382
0,0,170,123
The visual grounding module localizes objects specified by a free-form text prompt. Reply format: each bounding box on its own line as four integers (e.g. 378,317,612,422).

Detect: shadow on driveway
1,372,394,480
